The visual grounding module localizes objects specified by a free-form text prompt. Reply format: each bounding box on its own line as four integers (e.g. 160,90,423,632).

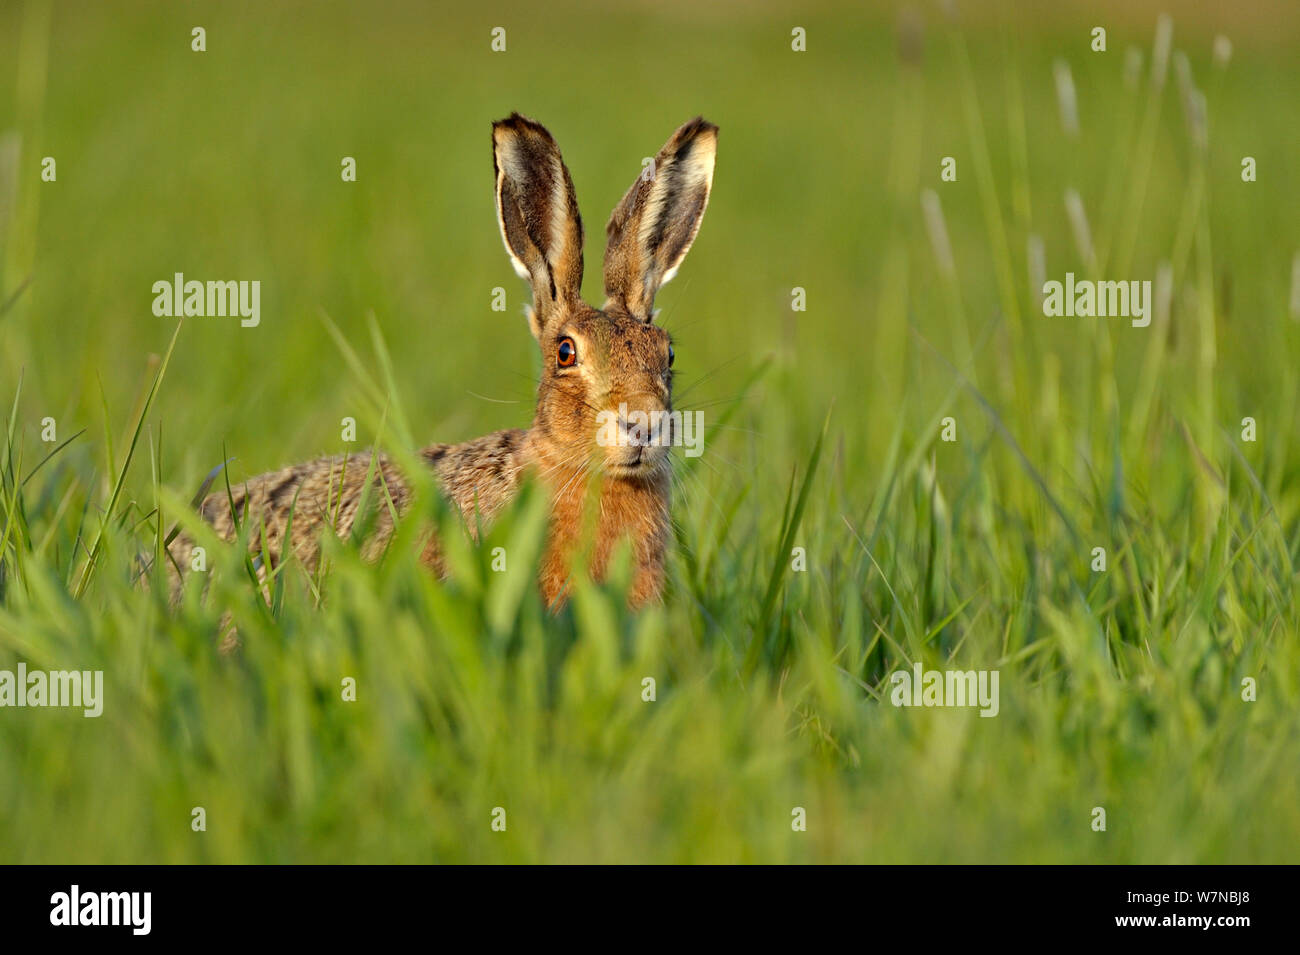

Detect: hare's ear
603,117,717,323
492,114,585,328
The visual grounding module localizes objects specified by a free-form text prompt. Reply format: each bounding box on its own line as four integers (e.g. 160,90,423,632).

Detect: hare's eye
668,344,675,368
557,337,577,368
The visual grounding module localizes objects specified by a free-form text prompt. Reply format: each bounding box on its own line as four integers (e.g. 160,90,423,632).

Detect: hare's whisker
466,390,523,404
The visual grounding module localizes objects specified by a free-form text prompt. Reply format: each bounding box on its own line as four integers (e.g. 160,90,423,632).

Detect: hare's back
198,451,412,570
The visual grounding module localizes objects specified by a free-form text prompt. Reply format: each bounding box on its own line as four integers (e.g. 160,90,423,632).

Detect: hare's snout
605,439,670,476
597,392,675,476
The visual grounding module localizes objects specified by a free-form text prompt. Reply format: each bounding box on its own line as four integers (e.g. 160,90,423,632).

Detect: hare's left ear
603,117,717,323
493,113,585,332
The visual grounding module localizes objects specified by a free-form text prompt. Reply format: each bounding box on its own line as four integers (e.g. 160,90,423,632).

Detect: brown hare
168,113,718,623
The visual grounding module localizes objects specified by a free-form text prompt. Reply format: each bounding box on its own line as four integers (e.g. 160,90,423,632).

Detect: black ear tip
681,116,719,139
491,113,525,138
493,112,556,143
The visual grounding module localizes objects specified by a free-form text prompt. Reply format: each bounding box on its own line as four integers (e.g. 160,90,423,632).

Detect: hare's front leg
629,557,665,608
538,541,572,609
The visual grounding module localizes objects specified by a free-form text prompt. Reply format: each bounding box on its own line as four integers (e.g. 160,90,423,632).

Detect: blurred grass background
0,0,1298,862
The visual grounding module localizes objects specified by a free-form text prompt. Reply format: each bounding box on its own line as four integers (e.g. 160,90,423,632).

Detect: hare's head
492,113,717,481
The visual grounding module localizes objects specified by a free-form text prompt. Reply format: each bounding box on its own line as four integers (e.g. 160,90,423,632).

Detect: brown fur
168,114,717,636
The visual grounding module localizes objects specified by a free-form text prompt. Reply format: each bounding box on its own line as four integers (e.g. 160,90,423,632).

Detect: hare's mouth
605,445,666,478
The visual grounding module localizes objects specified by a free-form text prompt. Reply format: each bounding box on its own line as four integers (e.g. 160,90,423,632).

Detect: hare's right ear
492,114,585,335
603,117,718,323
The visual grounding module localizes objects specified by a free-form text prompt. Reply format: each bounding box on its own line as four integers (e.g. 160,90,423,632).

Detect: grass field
1,0,1298,863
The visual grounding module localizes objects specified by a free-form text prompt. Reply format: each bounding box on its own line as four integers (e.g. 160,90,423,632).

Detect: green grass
1,0,1298,863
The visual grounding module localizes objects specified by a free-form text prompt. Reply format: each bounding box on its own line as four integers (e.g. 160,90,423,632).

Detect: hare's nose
618,416,652,447
616,406,675,448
